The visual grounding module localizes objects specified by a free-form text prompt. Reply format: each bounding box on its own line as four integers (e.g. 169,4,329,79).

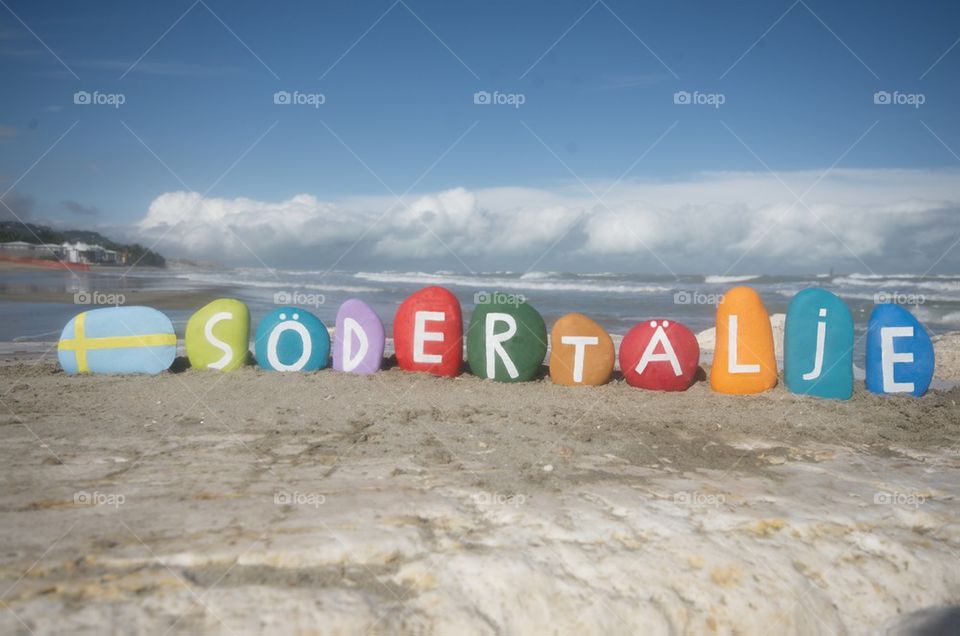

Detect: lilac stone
333,299,385,374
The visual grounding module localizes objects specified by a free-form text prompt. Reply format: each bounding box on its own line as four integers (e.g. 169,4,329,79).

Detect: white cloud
135,169,960,271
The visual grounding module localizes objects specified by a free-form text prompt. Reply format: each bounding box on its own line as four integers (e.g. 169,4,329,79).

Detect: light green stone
185,298,250,372
467,295,547,382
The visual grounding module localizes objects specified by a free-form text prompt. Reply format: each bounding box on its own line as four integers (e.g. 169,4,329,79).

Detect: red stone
620,319,700,391
393,286,463,377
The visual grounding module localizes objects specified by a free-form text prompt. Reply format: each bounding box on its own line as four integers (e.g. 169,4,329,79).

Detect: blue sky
2,0,959,272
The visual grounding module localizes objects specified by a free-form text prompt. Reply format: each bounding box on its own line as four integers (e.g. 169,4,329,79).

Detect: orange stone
549,313,615,386
710,286,778,394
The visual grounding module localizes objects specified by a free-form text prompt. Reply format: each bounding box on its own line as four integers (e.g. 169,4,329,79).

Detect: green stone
185,298,250,372
467,295,547,382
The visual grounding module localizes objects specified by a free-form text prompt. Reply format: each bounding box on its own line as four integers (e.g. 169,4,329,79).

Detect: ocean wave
704,275,761,284
353,271,670,294
182,273,381,294
832,277,960,292
842,273,960,281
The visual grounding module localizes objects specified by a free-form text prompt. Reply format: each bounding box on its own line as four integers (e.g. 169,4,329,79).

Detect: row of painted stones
56,285,935,398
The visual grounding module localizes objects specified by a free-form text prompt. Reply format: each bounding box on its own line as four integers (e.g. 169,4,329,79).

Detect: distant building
61,241,122,265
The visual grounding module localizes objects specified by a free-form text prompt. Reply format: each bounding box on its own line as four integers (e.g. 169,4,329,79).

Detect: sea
2,267,959,365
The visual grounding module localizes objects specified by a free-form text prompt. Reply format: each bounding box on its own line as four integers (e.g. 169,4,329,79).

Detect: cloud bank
135,169,960,273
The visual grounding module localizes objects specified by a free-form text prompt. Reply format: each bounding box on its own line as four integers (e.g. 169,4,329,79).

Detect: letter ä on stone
185,298,250,372
58,306,177,375
333,298,385,374
620,319,700,391
549,313,614,386
865,304,934,397
784,288,853,399
710,286,778,394
467,296,547,382
255,307,330,372
393,286,463,377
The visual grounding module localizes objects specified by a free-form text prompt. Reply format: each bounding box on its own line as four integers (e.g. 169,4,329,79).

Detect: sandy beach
1,352,958,634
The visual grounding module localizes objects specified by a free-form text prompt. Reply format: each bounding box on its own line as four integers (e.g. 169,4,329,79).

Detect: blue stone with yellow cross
58,306,177,375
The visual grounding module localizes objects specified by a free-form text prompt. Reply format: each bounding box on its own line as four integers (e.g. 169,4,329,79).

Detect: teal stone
467,296,547,382
784,288,854,400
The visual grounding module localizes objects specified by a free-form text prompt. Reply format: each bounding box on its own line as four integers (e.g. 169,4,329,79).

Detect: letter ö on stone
333,299,385,374
784,289,853,399
58,306,177,375
255,307,330,372
619,319,700,391
467,296,547,382
866,304,935,397
185,298,250,371
710,286,778,394
393,286,463,377
549,313,614,386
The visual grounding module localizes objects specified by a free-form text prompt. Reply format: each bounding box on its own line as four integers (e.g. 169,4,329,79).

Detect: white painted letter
267,320,312,371
802,308,827,381
342,317,369,372
636,324,682,376
560,335,599,383
881,326,914,393
486,313,519,379
413,311,444,364
728,315,760,374
204,311,234,370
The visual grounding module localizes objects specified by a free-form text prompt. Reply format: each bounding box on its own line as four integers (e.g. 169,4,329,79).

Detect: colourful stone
254,307,329,372
467,296,547,382
784,289,853,400
333,299,385,374
710,286,778,394
549,313,614,386
185,298,250,372
58,306,176,375
866,304,935,397
620,319,700,391
393,286,462,377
